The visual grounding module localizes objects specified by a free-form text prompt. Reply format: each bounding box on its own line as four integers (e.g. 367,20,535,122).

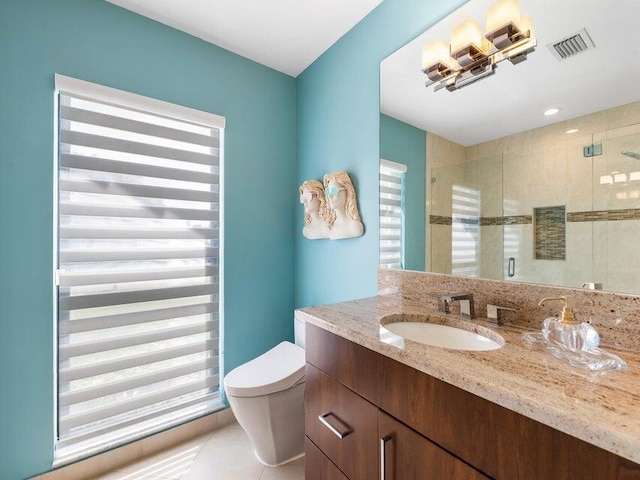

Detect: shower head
622,150,640,160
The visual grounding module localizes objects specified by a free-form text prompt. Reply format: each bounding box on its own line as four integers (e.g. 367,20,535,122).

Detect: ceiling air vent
547,28,595,61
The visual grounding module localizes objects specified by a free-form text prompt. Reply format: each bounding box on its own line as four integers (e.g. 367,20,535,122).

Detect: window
54,75,224,461
451,185,480,277
379,159,407,269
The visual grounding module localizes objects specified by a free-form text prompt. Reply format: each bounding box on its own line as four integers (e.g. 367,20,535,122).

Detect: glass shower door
590,126,640,293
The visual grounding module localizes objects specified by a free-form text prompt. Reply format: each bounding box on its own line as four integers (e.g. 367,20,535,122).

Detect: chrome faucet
486,304,516,325
438,293,475,320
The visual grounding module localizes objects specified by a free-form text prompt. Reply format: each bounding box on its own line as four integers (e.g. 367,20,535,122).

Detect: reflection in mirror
380,0,640,294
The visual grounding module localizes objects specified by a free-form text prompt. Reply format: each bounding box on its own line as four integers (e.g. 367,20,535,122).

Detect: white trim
217,126,226,407
380,158,408,173
55,74,226,129
52,87,61,452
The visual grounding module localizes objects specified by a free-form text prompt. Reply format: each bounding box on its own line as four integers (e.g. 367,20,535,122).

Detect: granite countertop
295,295,640,464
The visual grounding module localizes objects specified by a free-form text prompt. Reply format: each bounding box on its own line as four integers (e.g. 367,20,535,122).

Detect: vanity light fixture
422,0,536,92
566,128,579,134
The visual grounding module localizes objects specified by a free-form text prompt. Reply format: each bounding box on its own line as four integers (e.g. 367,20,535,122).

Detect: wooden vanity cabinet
379,411,489,480
305,363,379,479
305,437,349,480
305,323,640,480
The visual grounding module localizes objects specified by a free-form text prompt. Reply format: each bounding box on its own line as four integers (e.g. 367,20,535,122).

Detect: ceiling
106,0,383,77
380,0,640,146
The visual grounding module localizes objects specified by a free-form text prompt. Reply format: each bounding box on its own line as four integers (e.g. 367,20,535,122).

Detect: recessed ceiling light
566,128,579,134
544,107,562,116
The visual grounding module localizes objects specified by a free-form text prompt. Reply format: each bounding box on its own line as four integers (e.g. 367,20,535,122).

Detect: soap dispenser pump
538,296,600,352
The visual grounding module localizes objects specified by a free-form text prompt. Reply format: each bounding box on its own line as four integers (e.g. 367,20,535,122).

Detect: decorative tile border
568,208,640,222
480,216,504,226
430,209,640,226
429,215,452,225
501,215,532,225
429,215,532,226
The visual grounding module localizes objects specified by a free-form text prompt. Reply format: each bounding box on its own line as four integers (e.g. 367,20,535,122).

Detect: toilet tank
294,315,306,349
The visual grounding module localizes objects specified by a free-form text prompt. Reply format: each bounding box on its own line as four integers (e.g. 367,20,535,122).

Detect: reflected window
380,160,407,269
451,185,480,277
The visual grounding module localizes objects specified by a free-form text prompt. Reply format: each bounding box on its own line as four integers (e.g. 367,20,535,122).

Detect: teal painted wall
0,1,296,478
380,113,426,271
295,0,467,308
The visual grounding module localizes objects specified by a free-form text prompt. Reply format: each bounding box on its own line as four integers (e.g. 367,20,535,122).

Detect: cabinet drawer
305,437,349,480
305,363,378,480
306,323,380,404
380,411,489,480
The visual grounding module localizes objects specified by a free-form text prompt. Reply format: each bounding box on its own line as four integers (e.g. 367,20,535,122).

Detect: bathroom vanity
298,292,640,480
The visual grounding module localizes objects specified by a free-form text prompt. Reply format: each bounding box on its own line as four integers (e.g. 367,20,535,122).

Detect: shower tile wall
426,99,640,293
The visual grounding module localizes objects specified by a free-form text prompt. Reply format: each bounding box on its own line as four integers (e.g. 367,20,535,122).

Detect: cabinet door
306,322,380,404
379,411,489,480
305,437,349,480
305,363,379,480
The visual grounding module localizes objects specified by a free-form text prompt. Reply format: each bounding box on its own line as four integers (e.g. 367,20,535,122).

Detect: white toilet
223,316,306,466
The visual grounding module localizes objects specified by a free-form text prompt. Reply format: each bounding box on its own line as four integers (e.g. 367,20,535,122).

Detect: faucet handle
439,293,475,319
486,304,516,325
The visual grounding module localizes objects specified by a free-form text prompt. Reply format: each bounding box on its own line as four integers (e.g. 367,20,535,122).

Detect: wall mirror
380,0,640,294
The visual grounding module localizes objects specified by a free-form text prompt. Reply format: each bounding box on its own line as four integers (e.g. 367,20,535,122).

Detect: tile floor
90,422,305,480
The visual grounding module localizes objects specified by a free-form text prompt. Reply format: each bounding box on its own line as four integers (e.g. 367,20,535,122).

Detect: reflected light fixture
422,0,536,92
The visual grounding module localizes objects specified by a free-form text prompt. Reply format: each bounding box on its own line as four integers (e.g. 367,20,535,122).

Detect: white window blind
54,75,225,461
451,184,481,277
380,159,407,269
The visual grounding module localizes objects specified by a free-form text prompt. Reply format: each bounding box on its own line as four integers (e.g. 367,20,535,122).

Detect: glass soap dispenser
538,296,600,352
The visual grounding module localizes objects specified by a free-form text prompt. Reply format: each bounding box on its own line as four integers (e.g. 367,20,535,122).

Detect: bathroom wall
380,113,426,271
295,0,468,308
0,1,295,478
427,100,640,293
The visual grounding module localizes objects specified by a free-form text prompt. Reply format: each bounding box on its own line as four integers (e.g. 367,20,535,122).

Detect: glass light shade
520,15,535,38
486,0,521,35
451,19,484,55
422,39,455,71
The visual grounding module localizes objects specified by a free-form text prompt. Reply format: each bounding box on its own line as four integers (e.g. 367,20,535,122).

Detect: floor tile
260,456,305,480
87,419,305,480
113,433,211,480
180,423,265,480
89,471,171,480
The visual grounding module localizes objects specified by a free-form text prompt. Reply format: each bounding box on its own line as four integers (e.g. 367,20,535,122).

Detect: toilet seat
224,341,305,398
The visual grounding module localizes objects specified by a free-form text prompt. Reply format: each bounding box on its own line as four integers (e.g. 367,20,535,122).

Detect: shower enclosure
427,117,640,294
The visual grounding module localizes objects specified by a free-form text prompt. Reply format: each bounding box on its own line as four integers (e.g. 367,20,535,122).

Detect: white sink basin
380,314,503,351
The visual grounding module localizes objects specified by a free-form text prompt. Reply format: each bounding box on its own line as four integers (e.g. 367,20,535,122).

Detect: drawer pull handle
380,434,393,480
318,412,353,439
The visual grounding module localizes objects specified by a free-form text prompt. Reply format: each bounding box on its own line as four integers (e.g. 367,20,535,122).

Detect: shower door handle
508,257,515,277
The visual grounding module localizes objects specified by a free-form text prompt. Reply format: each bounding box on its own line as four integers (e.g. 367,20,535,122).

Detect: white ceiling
380,0,640,146
106,0,383,77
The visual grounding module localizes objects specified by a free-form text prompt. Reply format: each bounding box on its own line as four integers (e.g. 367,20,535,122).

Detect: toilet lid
224,341,305,398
